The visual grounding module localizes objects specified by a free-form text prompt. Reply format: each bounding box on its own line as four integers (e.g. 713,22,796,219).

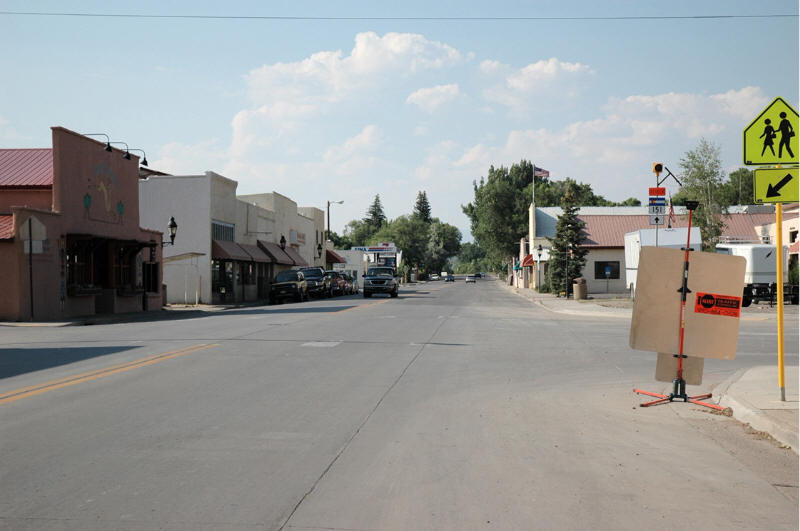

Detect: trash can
573,278,587,300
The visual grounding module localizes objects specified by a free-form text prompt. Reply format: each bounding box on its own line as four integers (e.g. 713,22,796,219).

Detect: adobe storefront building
0,128,164,321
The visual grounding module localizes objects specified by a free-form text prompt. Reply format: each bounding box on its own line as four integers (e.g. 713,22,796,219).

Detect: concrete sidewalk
502,281,799,454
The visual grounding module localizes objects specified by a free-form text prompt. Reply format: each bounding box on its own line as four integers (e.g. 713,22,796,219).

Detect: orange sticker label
694,292,741,318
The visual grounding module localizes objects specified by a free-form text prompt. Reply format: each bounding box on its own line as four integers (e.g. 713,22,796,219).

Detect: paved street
1,278,797,530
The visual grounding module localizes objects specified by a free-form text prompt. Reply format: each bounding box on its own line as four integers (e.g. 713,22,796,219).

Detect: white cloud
323,125,382,164
483,57,594,113
406,84,460,112
244,31,463,111
412,86,768,219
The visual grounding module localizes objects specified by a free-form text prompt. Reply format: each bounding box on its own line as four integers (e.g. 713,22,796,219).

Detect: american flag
534,166,550,178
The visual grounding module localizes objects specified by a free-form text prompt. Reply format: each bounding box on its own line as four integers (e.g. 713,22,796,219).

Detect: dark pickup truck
362,266,398,298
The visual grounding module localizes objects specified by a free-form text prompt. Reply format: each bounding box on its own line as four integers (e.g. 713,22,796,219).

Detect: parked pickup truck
362,266,399,298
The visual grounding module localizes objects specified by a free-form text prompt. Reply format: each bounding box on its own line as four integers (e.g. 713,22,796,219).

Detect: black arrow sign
766,173,794,198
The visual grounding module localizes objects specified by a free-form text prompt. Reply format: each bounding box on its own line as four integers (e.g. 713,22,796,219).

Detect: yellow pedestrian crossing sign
743,97,798,165
753,167,799,204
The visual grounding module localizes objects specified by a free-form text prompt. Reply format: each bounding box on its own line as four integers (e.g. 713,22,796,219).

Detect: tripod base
634,378,724,411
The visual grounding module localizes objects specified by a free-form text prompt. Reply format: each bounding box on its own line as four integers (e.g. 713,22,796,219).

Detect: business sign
743,97,799,166
351,244,397,253
753,167,799,204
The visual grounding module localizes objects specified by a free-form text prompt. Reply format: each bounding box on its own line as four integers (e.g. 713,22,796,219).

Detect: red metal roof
0,215,13,240
326,249,346,264
0,149,53,187
578,213,779,248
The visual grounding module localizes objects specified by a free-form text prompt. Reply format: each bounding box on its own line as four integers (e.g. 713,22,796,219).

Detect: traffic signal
652,162,663,177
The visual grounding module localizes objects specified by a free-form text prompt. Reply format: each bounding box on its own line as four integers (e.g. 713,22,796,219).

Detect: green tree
718,167,754,206
343,219,374,247
673,139,727,250
462,161,534,263
328,231,353,249
370,215,430,271
364,194,387,232
546,188,588,295
413,191,432,223
425,219,461,274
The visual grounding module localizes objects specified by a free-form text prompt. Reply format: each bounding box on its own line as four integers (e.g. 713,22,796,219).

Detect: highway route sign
648,205,666,215
649,214,664,226
753,167,799,204
743,97,799,165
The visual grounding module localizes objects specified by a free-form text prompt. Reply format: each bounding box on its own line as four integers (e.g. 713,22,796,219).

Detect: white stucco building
139,171,324,304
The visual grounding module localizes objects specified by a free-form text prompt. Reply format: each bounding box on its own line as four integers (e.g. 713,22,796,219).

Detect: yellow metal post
776,202,786,401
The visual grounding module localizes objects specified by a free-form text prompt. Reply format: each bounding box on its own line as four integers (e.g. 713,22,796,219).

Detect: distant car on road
430,274,440,281
445,275,455,282
363,266,399,298
465,275,476,284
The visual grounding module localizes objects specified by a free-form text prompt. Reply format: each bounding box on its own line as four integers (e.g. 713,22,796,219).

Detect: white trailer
715,243,797,305
624,228,702,293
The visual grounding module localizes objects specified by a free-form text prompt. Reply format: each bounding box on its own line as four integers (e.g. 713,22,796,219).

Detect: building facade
0,128,164,321
140,175,325,305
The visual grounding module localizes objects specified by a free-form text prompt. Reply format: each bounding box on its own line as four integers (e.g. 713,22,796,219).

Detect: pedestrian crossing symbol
743,97,798,165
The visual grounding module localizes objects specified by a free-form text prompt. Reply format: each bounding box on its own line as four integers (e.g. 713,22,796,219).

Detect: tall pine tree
546,186,588,295
413,191,432,223
364,194,387,232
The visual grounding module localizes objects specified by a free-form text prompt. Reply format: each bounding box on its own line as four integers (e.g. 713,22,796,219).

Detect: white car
430,274,440,281
465,275,476,283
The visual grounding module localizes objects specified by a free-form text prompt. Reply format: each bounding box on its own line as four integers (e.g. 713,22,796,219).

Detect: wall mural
84,163,124,223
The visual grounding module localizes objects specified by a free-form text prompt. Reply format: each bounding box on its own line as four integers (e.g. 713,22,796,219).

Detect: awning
238,242,273,263
513,261,522,271
212,239,251,261
521,254,535,267
326,249,347,264
283,246,308,267
257,240,294,265
790,241,799,255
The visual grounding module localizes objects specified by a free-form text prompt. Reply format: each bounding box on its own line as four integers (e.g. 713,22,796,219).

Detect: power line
0,11,796,22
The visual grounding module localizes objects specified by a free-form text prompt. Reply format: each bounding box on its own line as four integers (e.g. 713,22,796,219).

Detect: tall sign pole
744,96,798,401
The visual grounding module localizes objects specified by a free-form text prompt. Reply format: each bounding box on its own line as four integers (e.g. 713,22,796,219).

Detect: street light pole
536,244,542,291
326,200,344,242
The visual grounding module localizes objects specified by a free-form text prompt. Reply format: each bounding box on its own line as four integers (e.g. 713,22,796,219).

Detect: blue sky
1,1,797,240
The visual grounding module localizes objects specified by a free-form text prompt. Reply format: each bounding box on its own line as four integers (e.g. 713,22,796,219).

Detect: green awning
513,261,522,271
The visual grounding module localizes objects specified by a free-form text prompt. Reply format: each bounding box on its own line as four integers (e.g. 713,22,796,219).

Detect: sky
0,1,797,241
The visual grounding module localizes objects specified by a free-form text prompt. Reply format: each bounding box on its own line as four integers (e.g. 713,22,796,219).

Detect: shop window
66,243,92,287
594,261,620,280
211,220,235,242
211,259,233,294
114,248,135,288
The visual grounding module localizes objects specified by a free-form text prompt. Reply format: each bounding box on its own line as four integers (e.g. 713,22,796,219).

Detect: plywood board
630,246,746,360
655,352,704,385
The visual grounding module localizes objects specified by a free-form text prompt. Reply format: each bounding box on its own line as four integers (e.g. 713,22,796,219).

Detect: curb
713,369,798,453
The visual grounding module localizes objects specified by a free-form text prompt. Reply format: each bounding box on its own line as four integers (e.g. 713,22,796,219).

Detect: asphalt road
0,278,797,530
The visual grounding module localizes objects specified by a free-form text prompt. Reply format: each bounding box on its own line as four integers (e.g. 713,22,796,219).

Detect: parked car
270,269,308,303
341,273,354,294
445,275,455,282
473,272,482,278
430,274,440,281
465,274,476,284
325,270,346,296
363,266,399,298
299,267,332,298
